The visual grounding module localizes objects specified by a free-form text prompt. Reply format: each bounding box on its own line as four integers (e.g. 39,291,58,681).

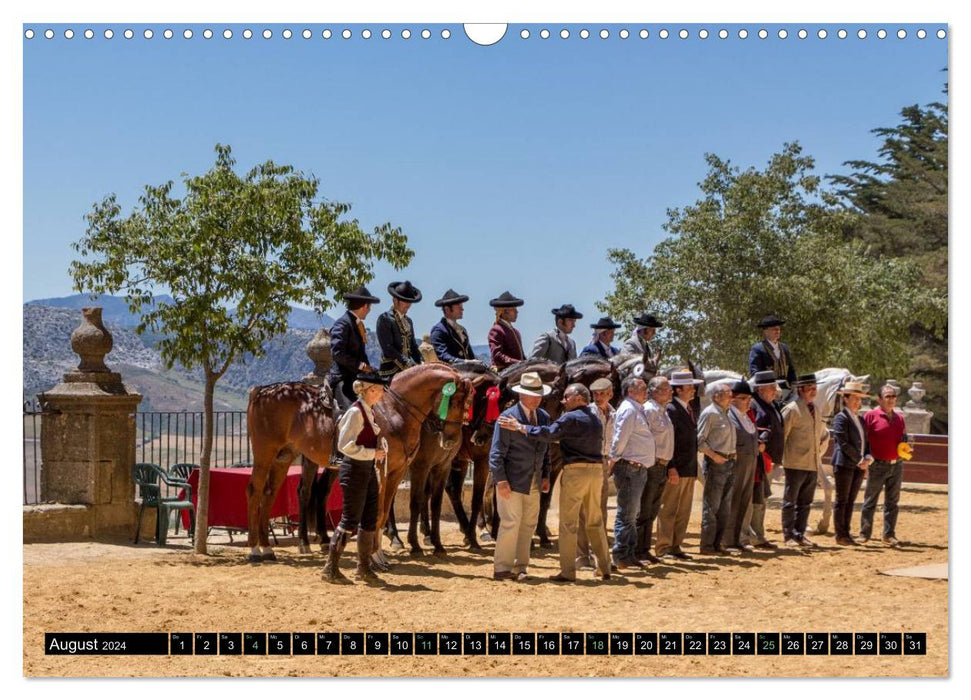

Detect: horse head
453,360,501,446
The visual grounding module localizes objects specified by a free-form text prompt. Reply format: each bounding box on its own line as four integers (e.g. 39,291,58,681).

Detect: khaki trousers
576,460,610,564
494,479,541,574
655,476,696,556
558,463,611,579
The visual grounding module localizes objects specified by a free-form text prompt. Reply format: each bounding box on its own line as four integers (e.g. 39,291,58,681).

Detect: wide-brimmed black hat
434,288,469,307
489,291,524,308
731,380,753,396
794,373,818,387
591,316,622,330
344,285,380,304
632,313,663,328
552,304,583,320
387,280,422,303
750,370,782,388
757,314,786,328
354,370,391,386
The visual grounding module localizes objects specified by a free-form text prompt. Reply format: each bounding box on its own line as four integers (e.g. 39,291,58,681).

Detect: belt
564,461,602,469
619,459,651,469
713,451,737,460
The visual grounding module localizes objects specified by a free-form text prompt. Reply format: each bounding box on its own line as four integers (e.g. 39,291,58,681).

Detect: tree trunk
193,370,218,554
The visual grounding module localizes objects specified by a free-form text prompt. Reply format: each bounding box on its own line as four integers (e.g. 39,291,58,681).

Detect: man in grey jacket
530,304,582,364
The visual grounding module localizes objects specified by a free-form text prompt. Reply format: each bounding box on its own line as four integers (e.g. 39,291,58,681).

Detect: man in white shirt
636,376,675,564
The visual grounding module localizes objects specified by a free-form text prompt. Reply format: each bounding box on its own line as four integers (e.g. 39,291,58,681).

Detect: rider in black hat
429,289,475,364
488,291,526,371
376,281,424,379
328,285,380,411
748,314,797,389
530,304,583,364
622,313,664,379
580,317,623,359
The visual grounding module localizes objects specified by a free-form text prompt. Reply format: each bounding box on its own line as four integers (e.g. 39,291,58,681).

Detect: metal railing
23,399,42,505
136,411,251,469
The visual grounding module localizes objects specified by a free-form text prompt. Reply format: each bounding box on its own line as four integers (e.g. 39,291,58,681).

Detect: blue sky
23,23,947,345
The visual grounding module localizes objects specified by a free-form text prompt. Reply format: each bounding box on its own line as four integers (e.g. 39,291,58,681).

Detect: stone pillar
35,307,143,538
902,381,933,435
302,327,332,386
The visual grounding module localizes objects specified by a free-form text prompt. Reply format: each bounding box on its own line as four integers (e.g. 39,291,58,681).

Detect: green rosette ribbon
437,381,457,420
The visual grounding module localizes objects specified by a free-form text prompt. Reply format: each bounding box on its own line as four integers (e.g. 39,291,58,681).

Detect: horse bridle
384,386,467,430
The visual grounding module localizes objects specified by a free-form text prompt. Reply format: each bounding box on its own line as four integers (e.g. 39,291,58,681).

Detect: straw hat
512,371,552,397
837,380,872,398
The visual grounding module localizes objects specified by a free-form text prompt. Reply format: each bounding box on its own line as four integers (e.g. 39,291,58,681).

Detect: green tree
71,144,413,553
830,98,948,430
600,143,945,381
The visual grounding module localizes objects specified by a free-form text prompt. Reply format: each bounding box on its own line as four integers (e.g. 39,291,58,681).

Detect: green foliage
71,144,413,380
600,143,945,380
829,96,948,430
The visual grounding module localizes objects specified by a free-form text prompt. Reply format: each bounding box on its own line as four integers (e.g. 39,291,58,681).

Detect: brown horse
369,363,473,569
246,382,336,562
413,360,500,553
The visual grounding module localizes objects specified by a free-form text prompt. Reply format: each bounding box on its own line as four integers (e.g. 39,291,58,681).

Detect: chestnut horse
369,363,473,569
414,360,500,553
246,382,337,562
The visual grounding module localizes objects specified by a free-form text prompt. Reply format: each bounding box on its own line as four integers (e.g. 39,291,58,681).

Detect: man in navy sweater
499,383,611,583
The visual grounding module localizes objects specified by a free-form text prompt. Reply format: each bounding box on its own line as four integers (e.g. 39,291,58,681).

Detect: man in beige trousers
499,383,611,582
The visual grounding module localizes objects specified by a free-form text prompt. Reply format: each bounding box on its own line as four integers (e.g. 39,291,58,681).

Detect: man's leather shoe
835,536,856,546
883,536,901,546
738,543,756,553
639,553,662,565
857,536,870,544
784,539,802,547
515,572,531,582
798,537,816,548
549,573,575,583
671,550,693,560
493,571,515,581
699,546,719,555
754,541,777,550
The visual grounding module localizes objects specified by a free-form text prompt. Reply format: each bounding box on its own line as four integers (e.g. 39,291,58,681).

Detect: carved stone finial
70,307,113,372
302,328,333,385
419,333,439,364
906,381,927,410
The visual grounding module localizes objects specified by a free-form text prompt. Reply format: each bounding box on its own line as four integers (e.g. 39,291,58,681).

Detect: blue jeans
701,457,735,548
859,460,903,539
611,461,649,562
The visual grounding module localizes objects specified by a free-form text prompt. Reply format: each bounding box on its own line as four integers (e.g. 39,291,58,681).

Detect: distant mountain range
24,294,491,411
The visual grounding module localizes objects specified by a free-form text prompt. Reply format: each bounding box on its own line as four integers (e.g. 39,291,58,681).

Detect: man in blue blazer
830,381,874,546
748,314,797,389
429,288,475,363
580,316,622,358
489,371,552,581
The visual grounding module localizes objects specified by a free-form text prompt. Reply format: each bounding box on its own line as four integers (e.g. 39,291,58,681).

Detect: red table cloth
181,466,343,533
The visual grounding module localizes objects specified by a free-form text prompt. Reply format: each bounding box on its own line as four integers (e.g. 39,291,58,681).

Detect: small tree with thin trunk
70,144,413,553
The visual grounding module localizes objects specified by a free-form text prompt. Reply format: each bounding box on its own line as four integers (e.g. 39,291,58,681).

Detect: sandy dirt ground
23,482,948,678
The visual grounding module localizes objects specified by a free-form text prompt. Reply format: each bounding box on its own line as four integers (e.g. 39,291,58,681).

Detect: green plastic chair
132,462,195,545
168,463,198,535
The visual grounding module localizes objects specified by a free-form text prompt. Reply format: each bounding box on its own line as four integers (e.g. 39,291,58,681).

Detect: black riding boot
322,527,350,583
355,530,383,584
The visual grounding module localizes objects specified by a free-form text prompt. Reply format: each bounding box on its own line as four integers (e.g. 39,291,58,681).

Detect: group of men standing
324,283,910,584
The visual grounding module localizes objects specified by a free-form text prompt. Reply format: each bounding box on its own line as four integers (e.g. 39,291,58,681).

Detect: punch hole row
23,26,947,42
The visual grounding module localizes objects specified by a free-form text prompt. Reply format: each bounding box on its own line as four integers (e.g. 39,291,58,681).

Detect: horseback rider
580,316,622,359
621,313,664,380
748,314,797,390
488,291,526,371
530,304,582,364
429,288,475,363
376,281,424,379
328,286,380,412
322,370,390,584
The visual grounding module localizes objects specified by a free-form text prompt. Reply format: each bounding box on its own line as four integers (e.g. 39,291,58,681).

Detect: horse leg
296,456,317,554
466,455,488,551
429,468,450,555
407,467,429,556
245,464,271,563
444,459,472,545
314,468,337,550
259,465,290,561
420,487,433,545
373,470,404,571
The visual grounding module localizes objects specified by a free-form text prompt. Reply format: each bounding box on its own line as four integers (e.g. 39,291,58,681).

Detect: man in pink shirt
860,384,910,546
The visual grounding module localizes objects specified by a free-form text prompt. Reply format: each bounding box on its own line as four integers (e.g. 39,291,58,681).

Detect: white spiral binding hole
23,26,948,42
